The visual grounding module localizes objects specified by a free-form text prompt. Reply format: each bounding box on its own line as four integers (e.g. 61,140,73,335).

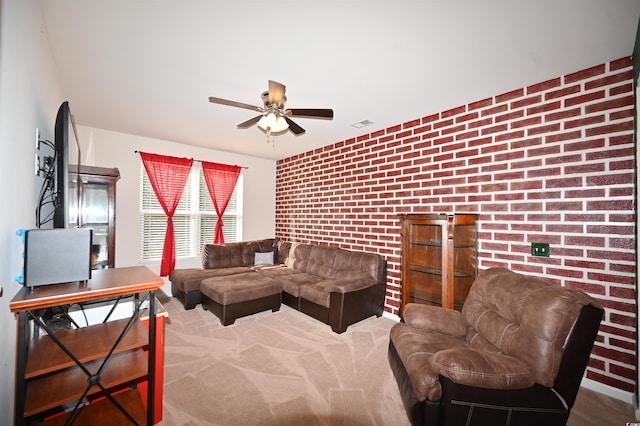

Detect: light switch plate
531,242,550,257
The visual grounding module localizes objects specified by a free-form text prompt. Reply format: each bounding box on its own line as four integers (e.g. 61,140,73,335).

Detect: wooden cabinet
69,165,120,269
10,266,163,425
399,213,478,314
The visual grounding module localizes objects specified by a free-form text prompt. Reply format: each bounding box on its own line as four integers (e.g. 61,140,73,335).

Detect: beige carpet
156,292,409,426
155,292,635,426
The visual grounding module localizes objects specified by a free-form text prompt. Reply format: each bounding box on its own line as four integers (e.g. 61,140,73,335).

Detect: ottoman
200,271,282,325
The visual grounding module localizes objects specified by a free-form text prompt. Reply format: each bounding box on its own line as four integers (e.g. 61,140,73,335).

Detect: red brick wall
275,57,636,393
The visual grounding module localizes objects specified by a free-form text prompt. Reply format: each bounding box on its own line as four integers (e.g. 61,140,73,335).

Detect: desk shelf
11,266,163,426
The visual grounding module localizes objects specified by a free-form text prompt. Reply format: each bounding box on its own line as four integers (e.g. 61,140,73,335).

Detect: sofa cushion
298,280,333,307
430,348,535,389
389,322,469,401
279,272,324,297
461,268,597,387
202,238,274,269
293,245,337,278
331,248,385,282
168,267,251,292
403,303,467,338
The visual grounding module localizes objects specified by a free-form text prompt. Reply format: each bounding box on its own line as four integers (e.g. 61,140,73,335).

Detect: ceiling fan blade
209,96,263,112
287,108,334,119
284,117,305,135
237,115,263,129
268,80,286,108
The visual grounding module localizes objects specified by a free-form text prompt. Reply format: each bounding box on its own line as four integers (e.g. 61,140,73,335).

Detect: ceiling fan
208,80,333,136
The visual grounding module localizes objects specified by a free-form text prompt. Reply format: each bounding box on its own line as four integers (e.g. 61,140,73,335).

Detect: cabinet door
401,216,448,310
75,167,119,269
81,181,111,268
400,214,478,314
450,215,478,310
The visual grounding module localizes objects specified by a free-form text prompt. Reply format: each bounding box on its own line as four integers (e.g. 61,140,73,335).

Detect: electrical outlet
35,127,40,150
531,242,550,257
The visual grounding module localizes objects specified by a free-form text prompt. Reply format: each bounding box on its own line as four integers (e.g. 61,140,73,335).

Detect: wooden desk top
10,266,163,312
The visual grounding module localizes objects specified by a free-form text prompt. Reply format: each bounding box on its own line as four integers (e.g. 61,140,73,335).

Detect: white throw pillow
254,251,275,266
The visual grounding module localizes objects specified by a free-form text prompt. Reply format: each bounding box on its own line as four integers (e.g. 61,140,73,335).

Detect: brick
611,108,634,121
564,90,606,108
610,82,633,96
527,190,561,200
528,101,562,116
585,71,633,90
546,85,581,101
527,77,562,94
610,56,632,71
527,167,561,178
527,123,561,136
564,163,605,174
496,88,525,103
468,117,494,129
468,98,493,110
586,173,634,187
564,235,605,247
442,105,466,118
441,124,467,136
495,150,526,163
585,95,634,114
433,118,454,130
545,107,581,122
403,118,421,129
496,110,525,123
481,104,508,118
455,111,480,124
565,64,606,84
511,95,542,109
564,115,605,129
455,130,480,141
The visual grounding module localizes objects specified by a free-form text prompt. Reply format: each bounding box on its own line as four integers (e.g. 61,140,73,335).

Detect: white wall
75,126,277,292
0,2,276,422
0,1,65,423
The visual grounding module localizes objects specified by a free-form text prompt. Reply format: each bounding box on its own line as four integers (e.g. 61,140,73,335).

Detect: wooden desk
10,266,163,425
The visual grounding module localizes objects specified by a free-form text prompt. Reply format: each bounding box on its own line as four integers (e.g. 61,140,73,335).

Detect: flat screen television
53,101,81,228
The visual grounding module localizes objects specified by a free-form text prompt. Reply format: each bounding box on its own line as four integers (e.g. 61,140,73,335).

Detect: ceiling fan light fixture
258,112,289,133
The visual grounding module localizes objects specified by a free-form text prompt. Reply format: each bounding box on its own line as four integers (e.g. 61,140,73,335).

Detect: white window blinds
139,163,243,261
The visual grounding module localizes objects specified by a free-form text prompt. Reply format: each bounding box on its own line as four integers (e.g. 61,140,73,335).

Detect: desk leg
147,292,155,425
15,312,27,426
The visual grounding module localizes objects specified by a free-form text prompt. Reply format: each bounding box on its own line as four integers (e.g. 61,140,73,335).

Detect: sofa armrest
324,277,377,293
403,303,467,338
431,348,535,389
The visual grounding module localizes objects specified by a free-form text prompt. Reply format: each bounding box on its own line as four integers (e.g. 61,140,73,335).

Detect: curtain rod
134,150,248,169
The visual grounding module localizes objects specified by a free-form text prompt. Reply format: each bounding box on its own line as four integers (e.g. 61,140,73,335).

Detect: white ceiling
40,0,640,161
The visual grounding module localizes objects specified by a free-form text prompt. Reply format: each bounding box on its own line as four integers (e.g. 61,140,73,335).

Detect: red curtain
201,161,241,244
140,152,193,276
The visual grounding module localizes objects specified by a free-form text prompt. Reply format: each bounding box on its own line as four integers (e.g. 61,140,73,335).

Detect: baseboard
382,311,400,322
579,377,634,406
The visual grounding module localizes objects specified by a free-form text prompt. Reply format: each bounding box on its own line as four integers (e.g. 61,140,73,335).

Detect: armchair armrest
403,303,467,338
431,348,535,389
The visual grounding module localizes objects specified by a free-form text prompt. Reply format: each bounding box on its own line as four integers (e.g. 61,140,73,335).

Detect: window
139,163,243,261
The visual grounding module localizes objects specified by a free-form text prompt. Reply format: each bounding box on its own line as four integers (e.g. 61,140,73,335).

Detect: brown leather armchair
388,268,603,426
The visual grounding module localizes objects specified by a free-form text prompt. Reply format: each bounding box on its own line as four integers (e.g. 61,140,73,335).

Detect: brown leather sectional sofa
169,238,387,333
